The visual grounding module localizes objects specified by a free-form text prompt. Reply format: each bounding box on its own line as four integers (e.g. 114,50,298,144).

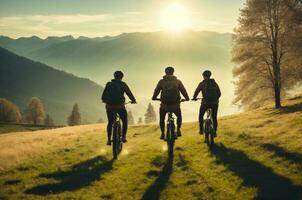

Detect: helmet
114,71,124,79
202,70,211,78
165,66,174,75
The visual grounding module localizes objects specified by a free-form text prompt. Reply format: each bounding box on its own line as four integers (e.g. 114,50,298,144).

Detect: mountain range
0,47,105,125
0,31,236,121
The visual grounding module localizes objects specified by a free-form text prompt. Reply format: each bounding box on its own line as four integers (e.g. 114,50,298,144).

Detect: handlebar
152,98,188,102
125,101,137,105
191,98,202,101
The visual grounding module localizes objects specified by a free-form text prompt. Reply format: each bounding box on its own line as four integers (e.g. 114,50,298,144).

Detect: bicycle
192,98,215,146
154,98,186,158
111,101,134,159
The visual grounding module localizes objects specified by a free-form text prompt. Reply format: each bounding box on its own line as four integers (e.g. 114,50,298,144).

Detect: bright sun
159,3,192,32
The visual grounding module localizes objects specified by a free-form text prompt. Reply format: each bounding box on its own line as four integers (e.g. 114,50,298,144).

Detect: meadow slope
0,97,301,200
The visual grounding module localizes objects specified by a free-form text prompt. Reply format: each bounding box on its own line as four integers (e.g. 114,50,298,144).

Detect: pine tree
67,104,81,126
0,98,22,123
128,110,135,125
44,114,54,127
24,97,45,125
138,117,143,124
144,103,156,124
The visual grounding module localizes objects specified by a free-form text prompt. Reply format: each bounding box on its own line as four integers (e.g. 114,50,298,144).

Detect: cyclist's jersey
152,75,189,108
193,79,221,104
101,79,136,109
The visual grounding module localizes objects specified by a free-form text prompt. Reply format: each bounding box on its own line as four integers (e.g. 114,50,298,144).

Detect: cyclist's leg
159,107,166,139
199,104,208,134
118,108,128,142
211,103,219,136
174,107,182,136
106,109,114,145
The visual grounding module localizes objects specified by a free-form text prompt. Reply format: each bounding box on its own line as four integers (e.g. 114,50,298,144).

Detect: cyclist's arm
101,82,109,103
152,80,162,100
123,83,136,102
193,82,202,99
216,82,221,98
179,81,190,101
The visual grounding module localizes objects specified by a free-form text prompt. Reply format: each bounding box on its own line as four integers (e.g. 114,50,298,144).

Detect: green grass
0,97,301,200
0,123,59,134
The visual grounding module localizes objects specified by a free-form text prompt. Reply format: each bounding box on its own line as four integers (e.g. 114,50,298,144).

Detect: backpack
203,80,219,102
161,79,180,104
105,81,124,105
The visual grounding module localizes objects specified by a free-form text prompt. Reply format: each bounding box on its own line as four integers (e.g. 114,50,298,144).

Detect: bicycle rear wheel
112,123,120,159
204,120,210,144
209,126,215,146
167,123,175,158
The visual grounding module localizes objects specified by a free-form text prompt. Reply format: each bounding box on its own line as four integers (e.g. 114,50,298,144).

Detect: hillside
0,47,105,125
0,97,301,199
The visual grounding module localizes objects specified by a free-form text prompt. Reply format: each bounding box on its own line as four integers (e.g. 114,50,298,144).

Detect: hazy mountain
0,31,236,121
0,47,105,125
0,35,74,56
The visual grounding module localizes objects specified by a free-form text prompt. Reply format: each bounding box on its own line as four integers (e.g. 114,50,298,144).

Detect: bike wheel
209,125,215,146
117,123,123,153
112,123,119,159
167,123,175,158
204,121,210,144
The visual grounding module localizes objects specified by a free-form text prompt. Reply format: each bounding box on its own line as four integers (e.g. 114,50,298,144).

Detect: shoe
122,137,127,143
106,140,111,146
177,129,182,137
199,129,204,135
160,134,165,140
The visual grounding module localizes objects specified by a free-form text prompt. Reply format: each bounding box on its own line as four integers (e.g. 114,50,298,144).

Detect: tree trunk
274,84,282,108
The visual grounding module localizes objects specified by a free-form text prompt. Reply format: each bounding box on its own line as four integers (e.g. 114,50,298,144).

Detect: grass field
0,123,61,134
0,97,301,200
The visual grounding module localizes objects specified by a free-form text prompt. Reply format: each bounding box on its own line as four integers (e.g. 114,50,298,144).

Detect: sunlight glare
159,3,192,32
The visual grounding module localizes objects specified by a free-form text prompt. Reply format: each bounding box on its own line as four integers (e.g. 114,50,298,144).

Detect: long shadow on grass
25,156,113,195
262,143,302,165
269,102,302,115
210,144,302,200
141,157,173,200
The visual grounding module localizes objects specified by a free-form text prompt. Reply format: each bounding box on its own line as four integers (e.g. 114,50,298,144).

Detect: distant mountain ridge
0,47,105,125
0,31,236,120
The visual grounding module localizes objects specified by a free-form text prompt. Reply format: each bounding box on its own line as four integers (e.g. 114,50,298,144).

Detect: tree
0,98,21,123
128,110,135,125
24,97,45,125
232,0,302,109
138,117,143,124
44,114,54,127
144,103,156,124
68,104,81,126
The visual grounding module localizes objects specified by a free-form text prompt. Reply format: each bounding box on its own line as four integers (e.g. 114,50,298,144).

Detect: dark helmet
202,70,212,78
165,66,174,75
114,70,124,79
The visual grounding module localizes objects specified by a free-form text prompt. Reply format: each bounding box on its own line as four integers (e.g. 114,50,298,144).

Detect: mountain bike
154,99,186,158
112,102,134,159
192,98,215,146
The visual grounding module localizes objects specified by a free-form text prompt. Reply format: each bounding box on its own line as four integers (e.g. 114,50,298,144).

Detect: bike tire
210,125,215,146
117,123,123,153
167,123,175,158
112,123,119,159
204,120,210,143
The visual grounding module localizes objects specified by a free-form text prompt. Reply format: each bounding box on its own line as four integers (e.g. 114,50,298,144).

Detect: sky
0,0,246,38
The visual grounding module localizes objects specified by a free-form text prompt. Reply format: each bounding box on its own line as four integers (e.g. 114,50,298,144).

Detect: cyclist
192,70,221,137
152,66,190,140
101,71,136,145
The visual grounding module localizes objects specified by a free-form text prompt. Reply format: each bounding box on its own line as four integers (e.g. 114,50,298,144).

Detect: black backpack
204,81,219,102
105,81,124,105
161,79,180,104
